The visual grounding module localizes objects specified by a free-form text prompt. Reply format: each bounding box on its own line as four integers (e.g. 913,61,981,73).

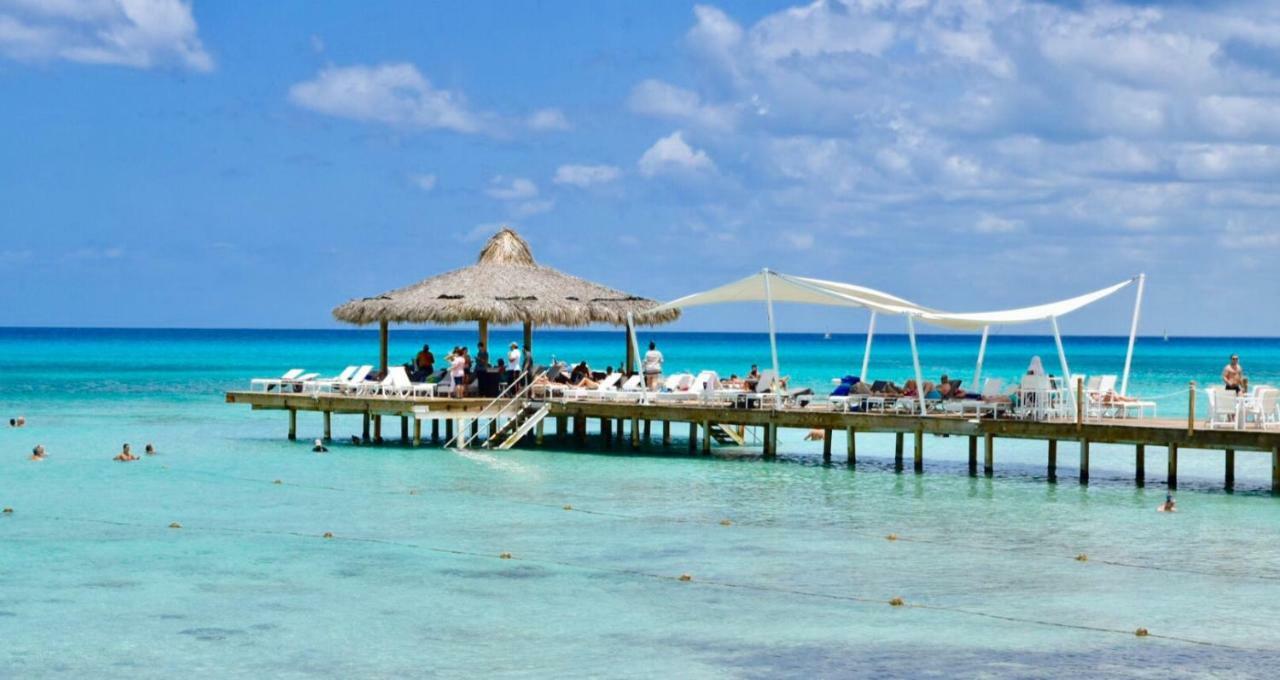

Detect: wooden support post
323,411,332,441
575,415,586,447
968,435,978,477
401,416,409,443
374,415,382,444
983,433,994,477
535,418,544,446
470,419,479,439
913,430,924,474
556,415,567,439
1135,444,1145,487
643,419,651,443
288,408,297,441
444,418,453,442
688,422,697,454
1167,443,1178,490
601,418,612,447
822,428,832,462
894,432,904,472
1047,440,1057,482
1188,381,1196,436
1225,449,1235,491
767,423,778,459
1079,439,1090,485
701,421,711,454
412,418,422,447
631,417,640,449
362,412,371,444
662,420,671,447
432,419,440,444
1272,447,1280,495
488,419,497,439
1075,377,1084,429
522,321,533,365
378,319,389,376
846,427,856,465
478,319,489,353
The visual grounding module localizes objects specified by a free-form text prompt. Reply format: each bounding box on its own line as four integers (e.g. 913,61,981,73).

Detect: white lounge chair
563,373,623,400
958,378,1006,418
305,366,357,394
252,368,305,392
1206,388,1239,429
333,365,374,394
655,371,717,402
1246,388,1280,428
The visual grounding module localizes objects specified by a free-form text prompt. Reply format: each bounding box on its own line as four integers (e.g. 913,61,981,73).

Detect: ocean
2,327,1279,678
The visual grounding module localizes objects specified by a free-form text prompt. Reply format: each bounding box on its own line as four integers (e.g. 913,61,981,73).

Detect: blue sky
1,0,1278,335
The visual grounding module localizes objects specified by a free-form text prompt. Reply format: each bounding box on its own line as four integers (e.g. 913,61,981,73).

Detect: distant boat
823,332,831,340
1163,329,1169,342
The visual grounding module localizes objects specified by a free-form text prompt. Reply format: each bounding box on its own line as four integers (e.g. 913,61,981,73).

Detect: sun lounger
563,373,623,400
332,365,374,394
252,368,305,392
655,371,717,402
304,366,357,394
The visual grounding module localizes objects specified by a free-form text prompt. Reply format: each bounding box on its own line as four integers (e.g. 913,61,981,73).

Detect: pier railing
444,369,536,450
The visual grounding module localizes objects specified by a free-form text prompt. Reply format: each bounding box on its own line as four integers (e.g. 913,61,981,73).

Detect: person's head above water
649,341,656,350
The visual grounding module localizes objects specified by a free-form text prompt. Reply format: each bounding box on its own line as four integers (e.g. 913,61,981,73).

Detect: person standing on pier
643,341,664,389
414,344,435,381
1223,354,1248,393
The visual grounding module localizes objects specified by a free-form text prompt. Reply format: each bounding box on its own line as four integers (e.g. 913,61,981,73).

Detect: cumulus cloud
409,173,437,191
486,176,539,201
628,79,736,131
553,164,621,187
0,0,213,71
289,63,483,133
638,131,716,177
527,108,570,131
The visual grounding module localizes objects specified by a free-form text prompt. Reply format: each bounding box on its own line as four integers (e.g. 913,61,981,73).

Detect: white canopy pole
1120,273,1145,396
1050,315,1073,409
907,314,926,416
973,325,990,392
762,269,781,392
626,312,646,404
860,311,877,382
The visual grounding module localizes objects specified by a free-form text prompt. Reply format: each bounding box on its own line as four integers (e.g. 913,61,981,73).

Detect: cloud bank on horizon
1,0,1279,334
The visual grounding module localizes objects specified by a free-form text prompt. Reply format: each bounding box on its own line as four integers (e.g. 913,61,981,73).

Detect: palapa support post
1225,449,1235,491
894,432,904,472
478,319,489,353
1135,444,1145,486
1047,439,1058,482
822,429,832,462
913,430,924,474
1188,381,1197,435
1167,443,1178,489
846,427,856,465
523,321,533,366
362,412,371,444
401,416,409,443
323,411,331,441
378,319,389,377
413,418,422,447
701,421,711,454
689,422,698,454
968,435,978,476
624,321,635,376
1079,439,1090,485
288,408,297,441
662,420,671,447
983,433,994,477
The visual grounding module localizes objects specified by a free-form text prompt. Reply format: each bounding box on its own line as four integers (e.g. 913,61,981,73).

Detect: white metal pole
762,269,781,393
907,314,926,416
1120,273,1145,396
860,311,877,382
1051,315,1073,409
627,312,646,404
973,324,989,393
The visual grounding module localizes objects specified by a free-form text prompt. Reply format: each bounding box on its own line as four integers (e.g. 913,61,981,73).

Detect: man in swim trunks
1222,354,1248,393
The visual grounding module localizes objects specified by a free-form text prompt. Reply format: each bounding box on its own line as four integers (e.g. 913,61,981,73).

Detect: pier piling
444,418,452,442
701,421,711,454
688,423,697,454
632,417,640,449
1225,449,1235,490
894,433,904,472
323,411,331,441
983,433,994,477
288,408,297,441
536,419,544,446
602,418,612,447
401,416,409,443
1168,444,1179,489
662,421,670,447
1047,439,1057,482
362,413,371,444
913,430,924,473
1136,444,1145,486
643,420,651,443
846,427,856,465
1079,439,1090,485
1272,447,1280,494
822,428,832,461
413,418,422,447
374,415,382,444
432,420,440,444
968,436,977,476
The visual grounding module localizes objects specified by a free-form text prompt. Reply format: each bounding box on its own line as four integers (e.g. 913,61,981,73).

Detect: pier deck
225,390,1280,491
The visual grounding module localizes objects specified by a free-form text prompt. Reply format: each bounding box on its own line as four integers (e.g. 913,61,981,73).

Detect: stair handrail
444,368,538,449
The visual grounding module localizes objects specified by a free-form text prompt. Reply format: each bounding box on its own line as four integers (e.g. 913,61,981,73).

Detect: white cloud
510,199,554,218
0,0,213,71
289,63,483,134
974,214,1022,234
527,108,570,131
553,164,621,187
637,131,716,177
628,79,736,131
410,173,437,191
486,176,538,201
781,231,814,250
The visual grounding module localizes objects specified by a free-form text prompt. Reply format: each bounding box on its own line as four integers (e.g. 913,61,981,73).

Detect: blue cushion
831,384,852,396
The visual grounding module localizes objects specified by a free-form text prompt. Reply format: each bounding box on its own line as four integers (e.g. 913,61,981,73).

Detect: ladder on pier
485,402,550,450
445,370,537,450
708,423,746,446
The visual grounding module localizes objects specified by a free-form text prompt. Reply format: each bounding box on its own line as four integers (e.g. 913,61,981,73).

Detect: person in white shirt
508,342,522,370
450,350,467,398
643,341,664,389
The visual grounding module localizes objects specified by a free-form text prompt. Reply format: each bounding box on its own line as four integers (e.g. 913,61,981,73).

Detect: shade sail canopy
645,269,1136,330
332,227,678,327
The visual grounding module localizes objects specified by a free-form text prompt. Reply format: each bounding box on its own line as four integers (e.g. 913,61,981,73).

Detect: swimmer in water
9,416,25,428
803,429,826,441
144,443,156,455
312,438,328,453
30,444,46,461
1157,494,1177,513
113,443,138,462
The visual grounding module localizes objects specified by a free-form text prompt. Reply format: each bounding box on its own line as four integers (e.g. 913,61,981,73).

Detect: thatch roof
332,227,679,327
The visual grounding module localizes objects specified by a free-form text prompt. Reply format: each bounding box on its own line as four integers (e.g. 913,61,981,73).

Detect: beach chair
602,374,647,402
959,378,1006,418
252,368,305,392
279,371,320,393
563,373,623,400
1206,388,1239,429
1246,388,1280,428
655,371,717,403
333,365,374,394
305,366,357,394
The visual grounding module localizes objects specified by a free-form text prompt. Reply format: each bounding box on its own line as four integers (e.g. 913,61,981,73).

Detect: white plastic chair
1206,388,1239,429
252,368,304,392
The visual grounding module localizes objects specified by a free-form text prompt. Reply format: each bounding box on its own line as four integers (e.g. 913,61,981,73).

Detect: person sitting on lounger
743,365,761,391
937,374,966,399
901,380,919,397
114,444,138,462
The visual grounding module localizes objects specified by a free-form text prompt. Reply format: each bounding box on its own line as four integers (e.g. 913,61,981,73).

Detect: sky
1,0,1279,335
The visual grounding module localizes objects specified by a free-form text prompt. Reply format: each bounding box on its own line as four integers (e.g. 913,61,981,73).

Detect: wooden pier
225,390,1280,492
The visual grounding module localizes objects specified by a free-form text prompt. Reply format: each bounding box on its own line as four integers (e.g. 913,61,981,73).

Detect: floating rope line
30,514,1268,653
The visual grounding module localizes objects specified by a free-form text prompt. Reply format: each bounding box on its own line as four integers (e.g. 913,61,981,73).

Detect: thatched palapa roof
332,227,679,327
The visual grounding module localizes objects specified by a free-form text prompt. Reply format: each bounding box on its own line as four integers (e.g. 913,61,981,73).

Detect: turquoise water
3,328,1280,678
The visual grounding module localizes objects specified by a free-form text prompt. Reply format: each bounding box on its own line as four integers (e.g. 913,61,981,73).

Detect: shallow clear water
2,328,1279,678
